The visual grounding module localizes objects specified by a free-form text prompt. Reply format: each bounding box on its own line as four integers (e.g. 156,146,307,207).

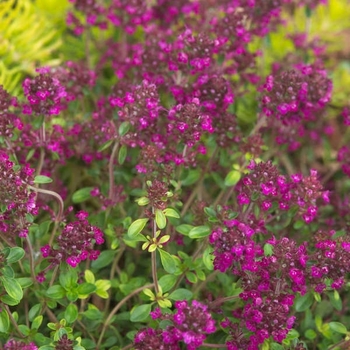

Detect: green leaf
328,290,342,311
95,280,111,292
17,277,33,289
185,271,197,284
119,121,130,136
163,208,180,218
180,169,201,186
315,315,323,331
96,289,109,299
305,329,317,340
127,218,149,238
29,304,42,322
295,292,313,312
204,207,216,217
254,204,260,219
263,243,274,256
59,269,78,289
38,220,52,237
18,324,31,336
0,295,20,306
72,186,94,204
135,197,150,206
77,283,97,295
84,270,95,284
118,145,127,164
46,285,66,299
159,274,177,293
34,175,53,184
31,315,43,330
123,233,148,244
67,290,79,302
158,299,172,309
189,225,210,239
0,308,9,333
26,148,35,162
196,269,206,281
293,220,304,230
284,328,299,342
2,265,14,278
91,250,115,270
224,170,241,186
83,309,103,320
98,139,114,152
130,304,152,322
65,304,78,323
158,249,176,274
313,291,321,302
176,224,193,236
155,209,166,229
25,213,34,223
1,276,23,300
169,288,193,301
203,246,214,270
329,322,348,334
2,247,10,258
6,247,25,264
143,288,155,299
80,339,97,349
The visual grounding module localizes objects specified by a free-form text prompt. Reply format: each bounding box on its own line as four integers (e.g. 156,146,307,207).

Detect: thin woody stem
151,207,160,294
109,141,119,200
96,283,154,349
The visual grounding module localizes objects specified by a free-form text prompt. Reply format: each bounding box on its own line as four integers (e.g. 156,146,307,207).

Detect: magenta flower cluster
236,161,328,223
40,211,104,269
134,300,215,350
4,339,38,350
261,64,332,123
0,86,22,138
0,152,36,239
209,207,350,347
22,67,67,116
1,0,349,348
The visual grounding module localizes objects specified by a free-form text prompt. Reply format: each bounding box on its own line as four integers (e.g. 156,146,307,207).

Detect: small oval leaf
77,283,96,295
158,249,176,274
98,139,114,152
155,209,166,229
128,218,149,238
130,304,152,322
46,285,66,299
295,292,313,312
329,322,348,334
34,175,53,184
176,224,193,236
1,277,23,301
65,304,78,324
159,275,177,293
6,247,25,264
189,225,210,239
224,170,241,187
118,145,127,165
0,308,9,333
169,288,193,301
163,208,180,219
119,121,130,136
72,187,94,204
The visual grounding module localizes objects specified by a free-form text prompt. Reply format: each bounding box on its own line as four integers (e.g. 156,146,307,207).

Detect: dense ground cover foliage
0,0,350,349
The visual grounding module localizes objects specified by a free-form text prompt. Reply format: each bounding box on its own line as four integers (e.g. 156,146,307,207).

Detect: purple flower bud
277,103,290,115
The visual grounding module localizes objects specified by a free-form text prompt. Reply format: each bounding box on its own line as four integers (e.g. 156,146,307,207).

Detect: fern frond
0,0,65,94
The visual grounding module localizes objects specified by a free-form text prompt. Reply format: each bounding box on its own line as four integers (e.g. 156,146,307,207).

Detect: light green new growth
0,0,68,95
